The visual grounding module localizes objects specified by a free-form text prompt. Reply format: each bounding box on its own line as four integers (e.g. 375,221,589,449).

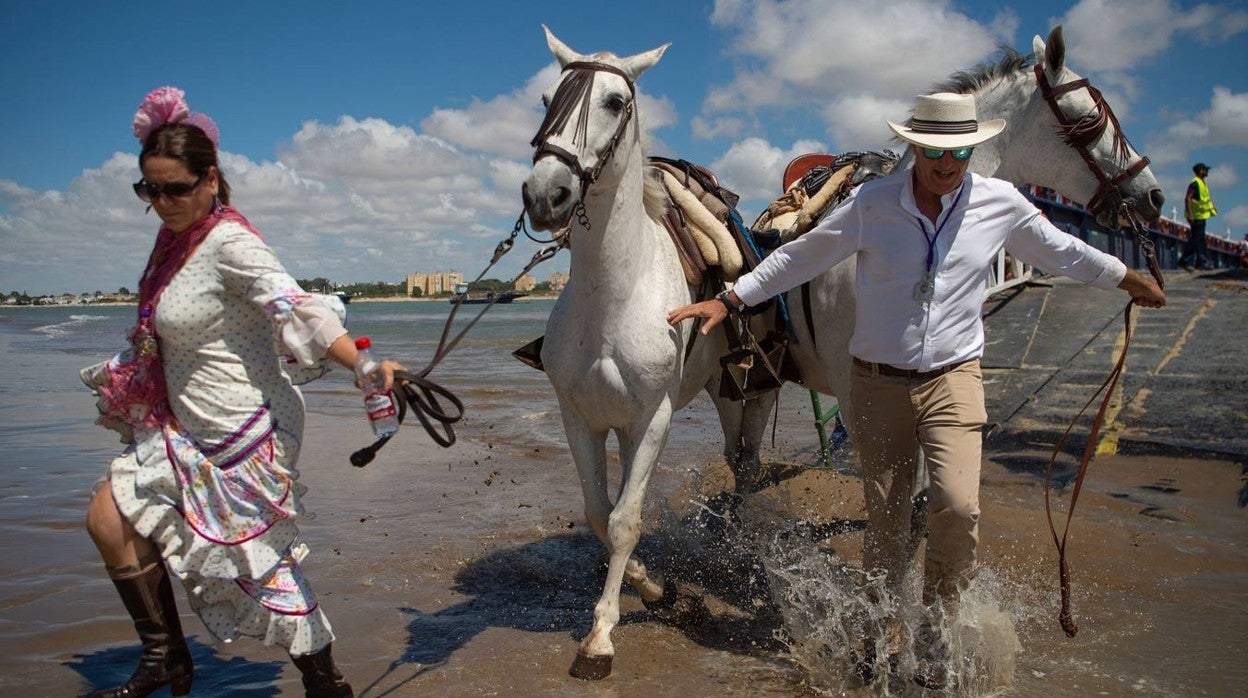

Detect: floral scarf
97,204,259,429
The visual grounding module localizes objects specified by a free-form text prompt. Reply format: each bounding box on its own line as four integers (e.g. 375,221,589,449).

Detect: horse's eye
540,94,550,108
605,95,627,115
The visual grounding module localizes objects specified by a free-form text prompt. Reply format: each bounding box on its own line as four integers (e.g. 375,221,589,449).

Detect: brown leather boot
90,560,193,697
291,644,353,698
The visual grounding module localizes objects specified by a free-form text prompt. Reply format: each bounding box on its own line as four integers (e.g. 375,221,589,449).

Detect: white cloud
4,59,703,295
691,114,747,141
1222,204,1248,229
1055,0,1188,73
1,153,154,294
821,95,913,152
638,93,679,133
710,137,826,204
1148,86,1248,199
422,64,560,160
1054,0,1248,100
1205,163,1238,189
1167,87,1248,147
701,0,1016,149
1,115,536,295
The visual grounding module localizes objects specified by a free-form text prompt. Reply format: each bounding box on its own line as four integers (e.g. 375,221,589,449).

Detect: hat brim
887,118,1006,149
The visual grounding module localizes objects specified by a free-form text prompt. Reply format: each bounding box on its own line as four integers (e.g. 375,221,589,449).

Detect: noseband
530,61,636,197
1034,65,1150,220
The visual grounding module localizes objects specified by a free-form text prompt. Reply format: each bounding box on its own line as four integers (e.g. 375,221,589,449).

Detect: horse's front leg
570,399,673,680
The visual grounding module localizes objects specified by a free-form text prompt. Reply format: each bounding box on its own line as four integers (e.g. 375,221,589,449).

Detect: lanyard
916,183,967,274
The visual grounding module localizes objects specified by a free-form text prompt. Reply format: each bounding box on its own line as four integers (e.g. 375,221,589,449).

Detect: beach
1,275,1245,697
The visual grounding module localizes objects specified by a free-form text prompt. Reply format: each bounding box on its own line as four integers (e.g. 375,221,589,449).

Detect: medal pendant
913,273,935,303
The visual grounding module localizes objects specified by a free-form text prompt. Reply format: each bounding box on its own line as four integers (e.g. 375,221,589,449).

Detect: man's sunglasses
922,147,974,161
132,174,205,203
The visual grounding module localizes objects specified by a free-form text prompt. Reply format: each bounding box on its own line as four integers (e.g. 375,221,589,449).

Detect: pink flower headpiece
133,86,220,146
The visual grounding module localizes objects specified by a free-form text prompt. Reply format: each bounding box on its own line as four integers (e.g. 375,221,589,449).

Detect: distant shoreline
350,294,558,304
3,293,560,309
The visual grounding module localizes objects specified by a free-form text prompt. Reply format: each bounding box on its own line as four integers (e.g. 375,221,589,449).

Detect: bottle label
364,391,396,420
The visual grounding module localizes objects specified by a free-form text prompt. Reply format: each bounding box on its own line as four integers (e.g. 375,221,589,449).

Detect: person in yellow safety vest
1180,162,1218,271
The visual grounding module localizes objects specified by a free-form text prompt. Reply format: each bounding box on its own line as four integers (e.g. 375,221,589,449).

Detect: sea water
1,301,1244,696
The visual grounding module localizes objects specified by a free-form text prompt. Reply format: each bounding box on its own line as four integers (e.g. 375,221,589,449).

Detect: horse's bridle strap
1034,65,1148,213
530,61,637,196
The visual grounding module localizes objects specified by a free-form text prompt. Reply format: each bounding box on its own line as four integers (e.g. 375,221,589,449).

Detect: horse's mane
642,166,667,222
930,46,1033,95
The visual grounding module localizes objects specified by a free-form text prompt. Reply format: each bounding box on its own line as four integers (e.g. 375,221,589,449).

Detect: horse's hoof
569,652,612,680
644,578,712,627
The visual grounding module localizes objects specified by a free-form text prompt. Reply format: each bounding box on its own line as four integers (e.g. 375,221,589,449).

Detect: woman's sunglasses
132,174,205,203
922,147,974,161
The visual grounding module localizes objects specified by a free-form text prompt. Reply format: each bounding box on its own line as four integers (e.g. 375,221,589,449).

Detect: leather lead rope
350,214,566,467
1044,206,1164,636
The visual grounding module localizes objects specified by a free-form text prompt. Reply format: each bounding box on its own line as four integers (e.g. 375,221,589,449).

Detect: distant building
548,272,570,292
514,274,537,292
406,271,464,297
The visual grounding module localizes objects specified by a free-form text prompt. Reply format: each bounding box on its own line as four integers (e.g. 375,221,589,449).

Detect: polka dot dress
106,220,346,657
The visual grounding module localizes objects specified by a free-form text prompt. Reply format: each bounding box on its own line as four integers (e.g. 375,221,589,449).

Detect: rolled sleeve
1004,193,1126,291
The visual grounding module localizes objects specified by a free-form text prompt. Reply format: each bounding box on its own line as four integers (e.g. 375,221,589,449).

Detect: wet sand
21,400,1245,697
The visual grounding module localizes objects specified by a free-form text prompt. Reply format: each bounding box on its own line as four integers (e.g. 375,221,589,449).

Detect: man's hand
1118,268,1166,308
667,299,730,334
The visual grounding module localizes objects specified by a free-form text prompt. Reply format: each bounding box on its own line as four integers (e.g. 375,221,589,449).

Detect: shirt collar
901,169,971,219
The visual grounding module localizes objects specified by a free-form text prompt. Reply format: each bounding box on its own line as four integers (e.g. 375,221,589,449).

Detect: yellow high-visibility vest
1189,177,1217,220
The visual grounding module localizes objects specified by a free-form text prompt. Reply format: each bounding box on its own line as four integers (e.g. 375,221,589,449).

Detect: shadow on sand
66,636,286,697
359,481,865,695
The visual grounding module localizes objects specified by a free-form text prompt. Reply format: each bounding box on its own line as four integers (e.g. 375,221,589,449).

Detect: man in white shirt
667,92,1165,688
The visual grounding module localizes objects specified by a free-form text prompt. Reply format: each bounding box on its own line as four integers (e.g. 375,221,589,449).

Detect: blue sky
2,0,1246,295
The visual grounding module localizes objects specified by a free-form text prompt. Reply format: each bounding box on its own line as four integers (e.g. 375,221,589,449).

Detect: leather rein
357,65,633,465
1034,64,1164,637
349,215,565,467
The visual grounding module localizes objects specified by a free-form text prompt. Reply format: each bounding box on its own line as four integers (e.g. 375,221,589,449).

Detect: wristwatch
716,289,743,316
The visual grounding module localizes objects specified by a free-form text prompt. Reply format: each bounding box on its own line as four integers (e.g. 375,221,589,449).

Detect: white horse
521,27,777,679
787,25,1163,435
521,23,1162,681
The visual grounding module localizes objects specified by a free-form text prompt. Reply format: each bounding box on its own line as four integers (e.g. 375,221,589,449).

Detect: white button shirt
732,169,1127,372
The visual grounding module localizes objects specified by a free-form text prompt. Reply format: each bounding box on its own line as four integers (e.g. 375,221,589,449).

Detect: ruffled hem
179,550,335,656
108,428,334,655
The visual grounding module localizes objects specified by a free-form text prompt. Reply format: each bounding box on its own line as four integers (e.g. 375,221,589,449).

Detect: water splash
647,466,1027,696
750,507,1023,696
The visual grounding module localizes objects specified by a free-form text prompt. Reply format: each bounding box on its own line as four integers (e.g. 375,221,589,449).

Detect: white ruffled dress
101,220,348,657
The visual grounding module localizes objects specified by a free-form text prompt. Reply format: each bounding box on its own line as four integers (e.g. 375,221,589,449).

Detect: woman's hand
373,359,408,391
327,334,408,389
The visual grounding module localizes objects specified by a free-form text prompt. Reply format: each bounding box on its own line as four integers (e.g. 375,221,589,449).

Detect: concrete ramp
981,269,1248,470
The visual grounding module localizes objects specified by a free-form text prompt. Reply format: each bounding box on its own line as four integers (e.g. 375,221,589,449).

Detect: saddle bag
718,321,789,401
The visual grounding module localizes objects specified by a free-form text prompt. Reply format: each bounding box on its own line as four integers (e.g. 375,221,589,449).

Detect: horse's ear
620,43,671,82
1037,25,1066,79
543,24,582,67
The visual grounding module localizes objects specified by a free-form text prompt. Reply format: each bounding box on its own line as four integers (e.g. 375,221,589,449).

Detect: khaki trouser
850,358,986,604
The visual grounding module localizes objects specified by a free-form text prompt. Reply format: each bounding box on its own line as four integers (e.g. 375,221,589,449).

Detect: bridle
1033,67,1165,640
530,61,636,228
1034,64,1151,222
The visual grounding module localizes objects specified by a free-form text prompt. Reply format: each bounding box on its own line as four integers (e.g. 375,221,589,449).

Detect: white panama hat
887,92,1006,149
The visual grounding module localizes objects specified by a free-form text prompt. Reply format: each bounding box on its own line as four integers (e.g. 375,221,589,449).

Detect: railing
986,250,1034,296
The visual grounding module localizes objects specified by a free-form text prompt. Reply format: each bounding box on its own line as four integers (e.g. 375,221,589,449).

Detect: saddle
513,151,898,399
647,156,753,286
744,150,900,366
752,150,900,243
